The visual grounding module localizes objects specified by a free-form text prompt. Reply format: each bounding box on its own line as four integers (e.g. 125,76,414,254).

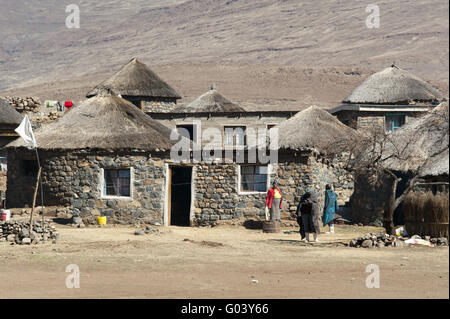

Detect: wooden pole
29,166,42,233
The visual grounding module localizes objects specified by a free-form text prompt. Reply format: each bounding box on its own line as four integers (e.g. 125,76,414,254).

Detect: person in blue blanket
322,184,338,234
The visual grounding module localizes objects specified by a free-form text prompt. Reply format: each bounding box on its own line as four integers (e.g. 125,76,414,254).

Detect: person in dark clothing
296,190,321,242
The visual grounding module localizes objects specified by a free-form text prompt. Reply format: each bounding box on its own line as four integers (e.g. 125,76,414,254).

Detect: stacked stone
143,101,177,113
0,220,59,245
2,96,41,113
349,233,449,248
32,111,60,124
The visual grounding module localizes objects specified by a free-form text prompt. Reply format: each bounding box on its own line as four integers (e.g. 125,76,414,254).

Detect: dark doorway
169,166,192,226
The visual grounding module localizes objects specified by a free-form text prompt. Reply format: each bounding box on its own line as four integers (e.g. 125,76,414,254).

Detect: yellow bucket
97,216,107,226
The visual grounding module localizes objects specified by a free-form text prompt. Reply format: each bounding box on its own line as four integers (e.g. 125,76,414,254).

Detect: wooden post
29,166,42,233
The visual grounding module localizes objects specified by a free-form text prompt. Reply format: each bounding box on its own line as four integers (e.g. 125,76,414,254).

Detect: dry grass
404,191,449,238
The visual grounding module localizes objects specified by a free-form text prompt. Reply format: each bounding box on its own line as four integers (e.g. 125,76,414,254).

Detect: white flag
15,115,37,149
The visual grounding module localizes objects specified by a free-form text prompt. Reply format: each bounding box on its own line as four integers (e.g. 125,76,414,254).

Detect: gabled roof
86,58,181,99
0,97,22,126
7,93,175,152
343,65,444,105
276,105,360,152
174,87,245,113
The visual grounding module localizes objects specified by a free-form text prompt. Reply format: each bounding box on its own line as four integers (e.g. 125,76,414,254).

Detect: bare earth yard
0,224,448,299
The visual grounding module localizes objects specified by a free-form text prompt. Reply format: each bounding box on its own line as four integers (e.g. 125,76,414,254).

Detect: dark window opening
23,160,38,177
104,169,131,197
177,125,196,142
240,165,268,192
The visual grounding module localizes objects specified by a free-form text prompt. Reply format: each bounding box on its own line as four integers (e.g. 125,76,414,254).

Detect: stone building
86,58,182,112
6,90,356,226
329,65,445,133
148,86,296,149
350,101,449,225
0,97,22,202
6,93,177,225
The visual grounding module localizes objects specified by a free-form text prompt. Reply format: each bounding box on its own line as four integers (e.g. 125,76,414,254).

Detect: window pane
241,166,255,174
240,165,267,192
104,169,130,196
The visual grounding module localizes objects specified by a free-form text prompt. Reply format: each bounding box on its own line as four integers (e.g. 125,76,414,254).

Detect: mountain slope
0,0,448,91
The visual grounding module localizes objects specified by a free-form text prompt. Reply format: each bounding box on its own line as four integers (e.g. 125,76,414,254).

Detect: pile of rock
0,220,59,245
2,96,41,113
32,111,60,124
349,233,448,248
349,233,403,248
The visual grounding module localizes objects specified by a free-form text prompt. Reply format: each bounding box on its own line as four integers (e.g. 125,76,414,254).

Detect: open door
169,166,192,226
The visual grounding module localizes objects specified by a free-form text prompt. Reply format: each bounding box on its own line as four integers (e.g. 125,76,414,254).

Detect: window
177,124,196,142
104,169,131,197
224,126,246,147
240,165,268,192
385,115,405,133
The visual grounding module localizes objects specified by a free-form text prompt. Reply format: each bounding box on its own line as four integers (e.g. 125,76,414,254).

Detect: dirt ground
0,223,448,299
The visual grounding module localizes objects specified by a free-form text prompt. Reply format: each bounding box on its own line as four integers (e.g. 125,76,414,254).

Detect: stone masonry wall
192,152,352,225
7,149,166,225
143,101,177,113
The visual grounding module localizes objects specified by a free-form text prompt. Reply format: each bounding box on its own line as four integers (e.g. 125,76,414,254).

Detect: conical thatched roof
0,97,22,126
7,93,175,152
343,65,444,105
384,102,449,173
86,58,181,99
174,87,245,113
276,105,360,152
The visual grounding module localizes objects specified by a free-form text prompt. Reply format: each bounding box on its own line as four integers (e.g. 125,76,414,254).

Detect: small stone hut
330,65,445,133
86,58,181,112
0,98,22,199
6,93,177,225
350,102,449,225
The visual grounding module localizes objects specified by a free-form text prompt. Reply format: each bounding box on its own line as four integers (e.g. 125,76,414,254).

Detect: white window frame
99,167,134,200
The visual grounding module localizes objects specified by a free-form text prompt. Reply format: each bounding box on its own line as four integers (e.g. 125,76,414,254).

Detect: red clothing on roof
65,101,73,108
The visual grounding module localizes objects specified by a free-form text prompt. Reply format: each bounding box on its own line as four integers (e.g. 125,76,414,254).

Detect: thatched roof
86,58,181,99
276,105,360,152
419,148,449,177
384,102,449,173
0,97,22,126
343,65,444,105
7,93,176,152
174,87,245,113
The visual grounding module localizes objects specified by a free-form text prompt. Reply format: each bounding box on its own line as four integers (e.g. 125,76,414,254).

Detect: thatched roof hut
0,97,22,126
343,65,444,105
384,102,449,172
276,105,360,152
174,86,245,113
86,58,181,100
7,93,175,152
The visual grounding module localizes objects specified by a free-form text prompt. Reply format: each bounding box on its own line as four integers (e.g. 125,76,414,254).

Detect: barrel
262,221,281,233
1,209,11,222
97,216,107,226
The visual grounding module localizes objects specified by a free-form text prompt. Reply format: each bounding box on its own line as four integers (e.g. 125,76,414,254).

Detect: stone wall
1,96,41,113
143,101,178,113
191,151,352,225
7,149,166,225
